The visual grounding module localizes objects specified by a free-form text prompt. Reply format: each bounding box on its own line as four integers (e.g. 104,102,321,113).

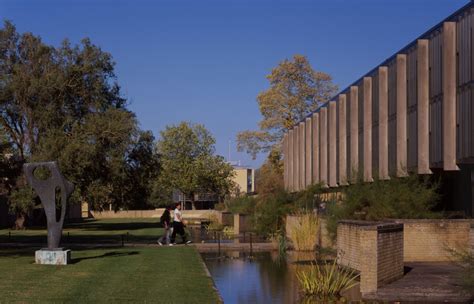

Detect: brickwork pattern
337,221,404,295
396,219,471,262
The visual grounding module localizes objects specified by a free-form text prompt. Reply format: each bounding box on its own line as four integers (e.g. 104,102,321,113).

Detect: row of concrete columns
283,22,459,191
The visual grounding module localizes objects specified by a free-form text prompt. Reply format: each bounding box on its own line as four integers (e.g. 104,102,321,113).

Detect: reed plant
204,214,224,232
296,259,359,298
287,211,320,251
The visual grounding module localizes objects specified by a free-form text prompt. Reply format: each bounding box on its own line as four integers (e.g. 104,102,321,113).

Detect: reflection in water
201,251,361,304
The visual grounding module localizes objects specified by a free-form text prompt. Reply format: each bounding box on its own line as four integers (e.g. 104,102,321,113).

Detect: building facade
232,166,255,195
283,2,474,216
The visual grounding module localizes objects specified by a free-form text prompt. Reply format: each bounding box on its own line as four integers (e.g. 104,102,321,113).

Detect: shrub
204,214,224,231
448,248,474,295
254,189,293,236
296,259,359,299
326,174,440,239
225,195,256,215
287,211,320,251
293,183,324,210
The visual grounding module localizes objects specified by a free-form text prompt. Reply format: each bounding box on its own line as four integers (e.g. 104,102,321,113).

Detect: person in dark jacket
157,206,172,246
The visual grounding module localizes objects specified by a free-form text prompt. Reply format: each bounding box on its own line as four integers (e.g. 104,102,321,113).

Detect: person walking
170,203,191,246
157,206,172,246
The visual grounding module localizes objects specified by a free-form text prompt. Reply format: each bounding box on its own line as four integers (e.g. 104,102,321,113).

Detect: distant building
232,166,255,195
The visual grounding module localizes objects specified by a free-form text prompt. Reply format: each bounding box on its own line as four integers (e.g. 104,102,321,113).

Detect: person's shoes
169,243,175,246
158,241,163,246
185,240,192,245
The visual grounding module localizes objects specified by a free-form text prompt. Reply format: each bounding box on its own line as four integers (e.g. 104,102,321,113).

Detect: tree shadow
71,251,140,264
65,219,161,231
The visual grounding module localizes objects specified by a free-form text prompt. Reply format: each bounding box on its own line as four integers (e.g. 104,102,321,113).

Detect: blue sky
1,0,468,167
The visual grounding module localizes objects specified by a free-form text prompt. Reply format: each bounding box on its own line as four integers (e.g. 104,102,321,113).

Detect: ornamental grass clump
287,211,320,251
296,259,359,298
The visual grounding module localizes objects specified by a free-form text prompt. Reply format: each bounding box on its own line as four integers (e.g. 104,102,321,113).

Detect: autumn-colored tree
237,55,337,159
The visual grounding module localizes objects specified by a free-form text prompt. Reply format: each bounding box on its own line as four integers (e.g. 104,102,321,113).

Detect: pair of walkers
158,203,191,246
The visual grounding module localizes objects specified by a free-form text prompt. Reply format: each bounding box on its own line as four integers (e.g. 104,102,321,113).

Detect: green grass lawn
0,218,167,245
0,219,220,303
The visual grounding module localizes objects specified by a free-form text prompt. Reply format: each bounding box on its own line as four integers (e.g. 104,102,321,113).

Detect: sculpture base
35,248,71,265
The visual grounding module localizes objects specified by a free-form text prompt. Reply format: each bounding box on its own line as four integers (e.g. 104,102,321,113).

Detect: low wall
91,210,160,218
215,212,233,226
337,221,404,295
91,209,221,223
234,214,253,234
394,219,472,262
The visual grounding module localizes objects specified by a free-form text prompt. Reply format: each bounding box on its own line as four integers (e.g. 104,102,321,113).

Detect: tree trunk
190,193,196,210
14,213,26,230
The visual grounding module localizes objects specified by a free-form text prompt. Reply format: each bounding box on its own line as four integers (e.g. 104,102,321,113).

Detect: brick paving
364,262,472,302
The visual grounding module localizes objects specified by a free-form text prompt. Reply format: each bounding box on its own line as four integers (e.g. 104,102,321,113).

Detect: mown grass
0,219,220,303
0,218,163,245
0,246,219,303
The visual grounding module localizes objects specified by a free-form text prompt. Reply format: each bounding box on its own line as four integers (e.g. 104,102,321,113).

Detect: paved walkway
365,262,472,302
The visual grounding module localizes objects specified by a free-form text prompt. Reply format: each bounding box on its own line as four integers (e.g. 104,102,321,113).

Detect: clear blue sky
1,0,468,168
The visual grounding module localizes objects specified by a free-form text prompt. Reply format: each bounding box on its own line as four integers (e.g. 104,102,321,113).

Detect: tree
157,122,235,209
0,21,158,224
237,55,338,159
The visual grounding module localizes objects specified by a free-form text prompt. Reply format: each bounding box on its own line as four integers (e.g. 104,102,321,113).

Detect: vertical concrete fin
417,39,432,174
442,22,459,171
350,86,359,182
283,133,288,190
320,107,328,187
312,113,320,183
363,77,374,182
294,125,300,191
378,66,390,180
288,129,294,191
396,54,408,177
329,101,338,187
299,122,306,190
305,118,313,187
338,94,348,186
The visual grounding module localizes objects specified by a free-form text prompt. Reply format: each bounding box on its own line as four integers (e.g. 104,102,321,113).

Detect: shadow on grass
65,219,162,231
71,251,140,264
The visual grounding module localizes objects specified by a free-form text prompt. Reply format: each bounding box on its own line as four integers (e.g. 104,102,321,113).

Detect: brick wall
395,219,472,262
470,224,474,253
337,221,404,294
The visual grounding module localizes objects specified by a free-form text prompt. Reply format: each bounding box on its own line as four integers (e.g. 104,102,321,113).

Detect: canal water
200,251,361,304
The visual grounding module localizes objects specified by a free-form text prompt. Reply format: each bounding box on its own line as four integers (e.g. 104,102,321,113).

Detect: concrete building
283,2,474,216
232,166,255,195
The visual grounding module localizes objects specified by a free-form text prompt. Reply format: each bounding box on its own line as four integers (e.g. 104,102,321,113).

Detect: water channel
200,250,361,304
189,226,361,303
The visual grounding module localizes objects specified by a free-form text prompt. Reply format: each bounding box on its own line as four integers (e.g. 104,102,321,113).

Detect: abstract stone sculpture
24,161,74,249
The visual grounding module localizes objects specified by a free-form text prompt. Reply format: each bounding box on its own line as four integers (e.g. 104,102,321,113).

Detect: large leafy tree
237,55,338,159
157,122,235,209
0,21,158,225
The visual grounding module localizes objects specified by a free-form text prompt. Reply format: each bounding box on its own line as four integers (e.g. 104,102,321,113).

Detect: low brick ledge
338,220,403,232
